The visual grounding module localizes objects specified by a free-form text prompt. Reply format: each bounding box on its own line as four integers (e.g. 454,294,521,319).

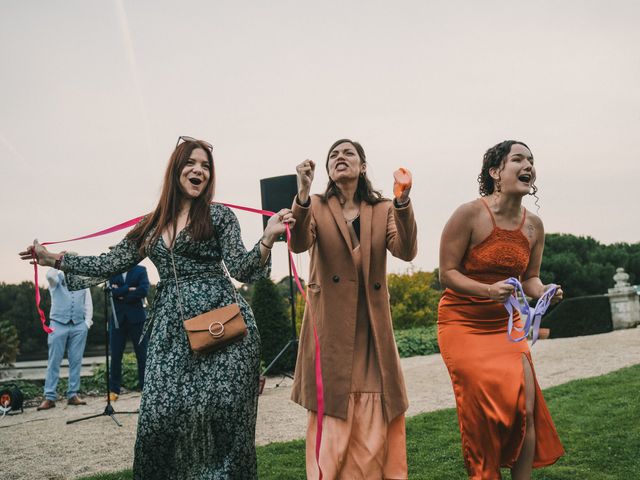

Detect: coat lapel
359,201,373,284
328,196,353,250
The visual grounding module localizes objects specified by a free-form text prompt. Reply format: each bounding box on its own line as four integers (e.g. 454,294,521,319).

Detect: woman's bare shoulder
449,198,484,221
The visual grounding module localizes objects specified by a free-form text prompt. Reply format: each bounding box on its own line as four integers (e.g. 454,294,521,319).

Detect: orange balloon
393,167,412,199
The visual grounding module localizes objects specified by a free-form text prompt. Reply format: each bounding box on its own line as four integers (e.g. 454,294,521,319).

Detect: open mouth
518,174,532,184
188,177,203,186
335,161,348,171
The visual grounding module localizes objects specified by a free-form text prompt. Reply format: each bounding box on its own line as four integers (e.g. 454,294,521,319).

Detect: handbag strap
169,248,186,323
219,259,241,304
169,249,239,324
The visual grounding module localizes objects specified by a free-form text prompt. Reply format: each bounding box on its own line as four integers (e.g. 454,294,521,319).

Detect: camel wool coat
290,194,418,421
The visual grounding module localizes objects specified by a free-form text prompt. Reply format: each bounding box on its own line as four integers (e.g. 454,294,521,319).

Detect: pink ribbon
31,203,325,478
32,216,146,333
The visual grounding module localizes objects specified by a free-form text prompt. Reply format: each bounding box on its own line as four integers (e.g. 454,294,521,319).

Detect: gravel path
3,328,639,480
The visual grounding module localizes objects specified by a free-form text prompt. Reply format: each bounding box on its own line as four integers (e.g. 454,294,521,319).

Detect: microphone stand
67,280,138,426
261,246,298,380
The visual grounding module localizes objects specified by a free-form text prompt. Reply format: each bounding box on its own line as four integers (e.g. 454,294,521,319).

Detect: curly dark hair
321,138,385,205
477,140,538,199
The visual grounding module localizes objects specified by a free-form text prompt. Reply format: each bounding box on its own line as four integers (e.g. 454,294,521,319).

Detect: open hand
19,240,55,267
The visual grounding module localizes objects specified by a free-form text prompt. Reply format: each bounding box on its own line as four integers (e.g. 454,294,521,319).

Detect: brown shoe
108,392,119,402
37,399,56,410
67,396,87,406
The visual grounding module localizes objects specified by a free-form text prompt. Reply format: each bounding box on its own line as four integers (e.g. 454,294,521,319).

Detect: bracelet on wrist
260,240,272,250
54,252,66,270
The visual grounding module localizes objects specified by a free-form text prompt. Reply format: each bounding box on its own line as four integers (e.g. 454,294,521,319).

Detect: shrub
86,353,142,392
0,314,20,367
388,269,441,329
252,277,296,374
0,354,141,401
541,295,613,338
0,379,41,401
394,326,440,358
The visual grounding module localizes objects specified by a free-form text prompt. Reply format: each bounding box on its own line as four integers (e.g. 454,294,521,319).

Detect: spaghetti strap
479,198,497,228
519,207,527,229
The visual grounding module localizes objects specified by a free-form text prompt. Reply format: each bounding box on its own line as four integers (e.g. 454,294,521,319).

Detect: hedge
394,326,440,358
541,295,612,338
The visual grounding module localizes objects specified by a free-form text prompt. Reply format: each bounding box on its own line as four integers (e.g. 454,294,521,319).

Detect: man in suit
108,264,150,401
37,269,93,410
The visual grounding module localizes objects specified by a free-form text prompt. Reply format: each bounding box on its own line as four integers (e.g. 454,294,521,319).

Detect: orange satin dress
437,200,564,480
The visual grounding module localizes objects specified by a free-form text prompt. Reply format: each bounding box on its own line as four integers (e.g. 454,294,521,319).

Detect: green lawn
79,364,640,479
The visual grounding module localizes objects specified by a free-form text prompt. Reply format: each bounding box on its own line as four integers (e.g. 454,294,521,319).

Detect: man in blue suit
108,264,150,401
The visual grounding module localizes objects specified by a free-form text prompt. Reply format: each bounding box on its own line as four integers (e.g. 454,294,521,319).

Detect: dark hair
127,140,216,255
477,140,538,198
321,138,385,205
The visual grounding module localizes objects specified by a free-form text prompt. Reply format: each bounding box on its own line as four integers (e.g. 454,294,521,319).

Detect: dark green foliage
542,295,612,338
394,326,440,357
84,352,142,392
0,313,20,366
57,352,141,396
251,277,296,373
388,269,441,329
541,234,640,297
0,282,49,359
0,282,156,360
0,378,41,400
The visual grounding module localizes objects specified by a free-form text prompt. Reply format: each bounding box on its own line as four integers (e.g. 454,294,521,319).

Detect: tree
0,282,49,359
388,269,442,329
0,314,19,367
541,234,640,297
251,277,296,373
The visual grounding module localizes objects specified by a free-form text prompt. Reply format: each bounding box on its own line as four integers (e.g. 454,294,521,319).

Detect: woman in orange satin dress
438,140,565,480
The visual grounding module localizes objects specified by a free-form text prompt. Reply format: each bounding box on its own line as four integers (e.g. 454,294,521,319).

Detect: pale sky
1,0,638,286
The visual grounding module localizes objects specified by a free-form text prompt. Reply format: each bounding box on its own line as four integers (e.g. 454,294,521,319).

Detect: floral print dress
63,204,268,479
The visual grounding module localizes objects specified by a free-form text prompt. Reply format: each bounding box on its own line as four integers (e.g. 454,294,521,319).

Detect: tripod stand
261,248,298,380
67,281,138,426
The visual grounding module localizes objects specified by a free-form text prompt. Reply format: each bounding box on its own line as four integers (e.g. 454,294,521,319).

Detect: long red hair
128,140,216,254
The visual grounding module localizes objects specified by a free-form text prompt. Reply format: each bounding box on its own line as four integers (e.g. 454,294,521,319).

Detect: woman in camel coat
290,139,418,479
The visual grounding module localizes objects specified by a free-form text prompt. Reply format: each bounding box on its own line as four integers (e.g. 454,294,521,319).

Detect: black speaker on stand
259,175,299,379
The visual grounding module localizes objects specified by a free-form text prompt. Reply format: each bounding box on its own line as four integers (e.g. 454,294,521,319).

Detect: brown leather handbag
170,249,247,354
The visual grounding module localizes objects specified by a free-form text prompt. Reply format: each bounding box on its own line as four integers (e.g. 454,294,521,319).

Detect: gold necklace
344,211,360,223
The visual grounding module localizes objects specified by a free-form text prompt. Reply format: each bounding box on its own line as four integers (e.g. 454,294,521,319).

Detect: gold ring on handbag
170,248,248,354
208,322,225,338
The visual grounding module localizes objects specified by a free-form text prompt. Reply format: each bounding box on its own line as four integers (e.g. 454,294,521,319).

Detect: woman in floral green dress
21,136,295,479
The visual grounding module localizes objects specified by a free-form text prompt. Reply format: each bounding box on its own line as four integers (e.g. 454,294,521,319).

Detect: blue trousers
109,319,148,394
44,320,88,400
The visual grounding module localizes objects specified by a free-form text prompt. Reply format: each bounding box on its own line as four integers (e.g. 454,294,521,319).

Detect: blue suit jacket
109,265,149,324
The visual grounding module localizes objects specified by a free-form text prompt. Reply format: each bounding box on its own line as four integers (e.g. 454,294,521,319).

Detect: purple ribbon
503,277,557,345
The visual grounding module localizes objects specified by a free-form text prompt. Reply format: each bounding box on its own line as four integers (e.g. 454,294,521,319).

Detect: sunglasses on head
176,135,213,152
